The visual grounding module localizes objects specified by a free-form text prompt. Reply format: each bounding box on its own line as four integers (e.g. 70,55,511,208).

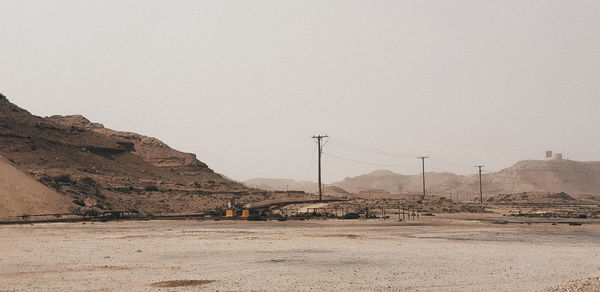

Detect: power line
430,156,478,171
428,166,455,173
323,152,419,168
302,141,318,181
327,137,416,158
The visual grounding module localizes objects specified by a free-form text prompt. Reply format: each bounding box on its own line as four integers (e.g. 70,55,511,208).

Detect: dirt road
1,218,599,291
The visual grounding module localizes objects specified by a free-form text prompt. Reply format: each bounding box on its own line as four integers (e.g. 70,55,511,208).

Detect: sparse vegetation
342,213,360,219
53,175,73,184
144,185,159,192
247,214,265,221
83,209,99,217
74,177,104,198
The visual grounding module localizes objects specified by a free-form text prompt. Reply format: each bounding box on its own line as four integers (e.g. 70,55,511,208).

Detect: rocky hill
332,160,600,198
250,160,600,201
0,93,287,216
486,160,600,194
332,170,462,196
243,178,354,198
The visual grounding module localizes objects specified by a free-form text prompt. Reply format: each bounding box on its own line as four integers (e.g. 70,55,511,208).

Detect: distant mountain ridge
243,178,353,198
333,159,600,196
246,159,600,198
244,178,318,193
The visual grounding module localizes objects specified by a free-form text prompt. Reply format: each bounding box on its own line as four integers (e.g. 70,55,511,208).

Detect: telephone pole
475,165,484,204
417,156,429,198
312,135,328,202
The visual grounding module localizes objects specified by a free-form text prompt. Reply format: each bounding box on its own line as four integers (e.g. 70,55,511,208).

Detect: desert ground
1,216,600,292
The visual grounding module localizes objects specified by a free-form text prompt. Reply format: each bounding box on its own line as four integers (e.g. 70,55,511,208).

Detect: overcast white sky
1,1,599,183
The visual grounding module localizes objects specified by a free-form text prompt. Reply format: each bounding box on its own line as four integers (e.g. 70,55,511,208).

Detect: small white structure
545,150,564,161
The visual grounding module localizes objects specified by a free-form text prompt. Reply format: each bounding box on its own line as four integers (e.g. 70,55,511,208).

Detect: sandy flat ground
1,217,600,291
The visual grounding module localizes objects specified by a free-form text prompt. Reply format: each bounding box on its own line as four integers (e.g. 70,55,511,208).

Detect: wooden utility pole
312,135,328,202
417,156,429,198
475,165,484,204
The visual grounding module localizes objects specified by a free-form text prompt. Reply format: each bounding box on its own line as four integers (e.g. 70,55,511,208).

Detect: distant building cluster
545,150,563,161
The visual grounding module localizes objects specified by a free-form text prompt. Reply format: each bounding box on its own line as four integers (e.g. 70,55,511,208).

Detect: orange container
241,209,250,218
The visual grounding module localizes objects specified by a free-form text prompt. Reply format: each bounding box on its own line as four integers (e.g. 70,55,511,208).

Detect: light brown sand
1,218,599,291
0,156,73,218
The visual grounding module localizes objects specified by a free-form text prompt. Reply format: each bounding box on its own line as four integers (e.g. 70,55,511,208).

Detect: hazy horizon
2,1,599,183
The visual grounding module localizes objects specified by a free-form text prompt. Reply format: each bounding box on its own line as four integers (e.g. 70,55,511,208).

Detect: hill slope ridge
0,94,253,215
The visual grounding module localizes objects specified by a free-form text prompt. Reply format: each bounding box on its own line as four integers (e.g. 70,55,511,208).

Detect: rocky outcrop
0,95,253,215
47,115,208,169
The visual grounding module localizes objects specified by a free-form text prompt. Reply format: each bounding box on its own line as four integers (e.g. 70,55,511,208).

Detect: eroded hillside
0,93,288,215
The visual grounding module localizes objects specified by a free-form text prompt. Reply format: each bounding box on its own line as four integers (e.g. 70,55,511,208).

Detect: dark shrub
72,199,85,207
75,177,104,198
79,177,97,186
83,209,99,217
144,185,159,192
267,214,285,221
247,214,265,221
343,213,360,219
53,175,73,184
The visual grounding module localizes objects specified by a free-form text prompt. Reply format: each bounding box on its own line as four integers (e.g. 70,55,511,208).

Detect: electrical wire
302,140,318,181
327,137,416,158
323,152,419,168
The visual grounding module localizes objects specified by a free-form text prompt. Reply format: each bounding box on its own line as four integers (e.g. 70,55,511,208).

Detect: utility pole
312,135,328,202
417,156,429,198
475,165,484,204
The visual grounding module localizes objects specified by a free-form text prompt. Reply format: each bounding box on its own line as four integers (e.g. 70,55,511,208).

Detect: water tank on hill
552,153,563,161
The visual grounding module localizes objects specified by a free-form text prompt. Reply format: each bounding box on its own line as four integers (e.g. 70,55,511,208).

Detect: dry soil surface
1,218,599,291
0,156,73,218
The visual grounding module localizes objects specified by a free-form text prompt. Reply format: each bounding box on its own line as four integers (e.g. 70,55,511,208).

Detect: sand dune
0,156,74,218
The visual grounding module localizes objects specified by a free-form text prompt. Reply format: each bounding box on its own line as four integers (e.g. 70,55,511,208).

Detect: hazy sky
1,1,599,183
